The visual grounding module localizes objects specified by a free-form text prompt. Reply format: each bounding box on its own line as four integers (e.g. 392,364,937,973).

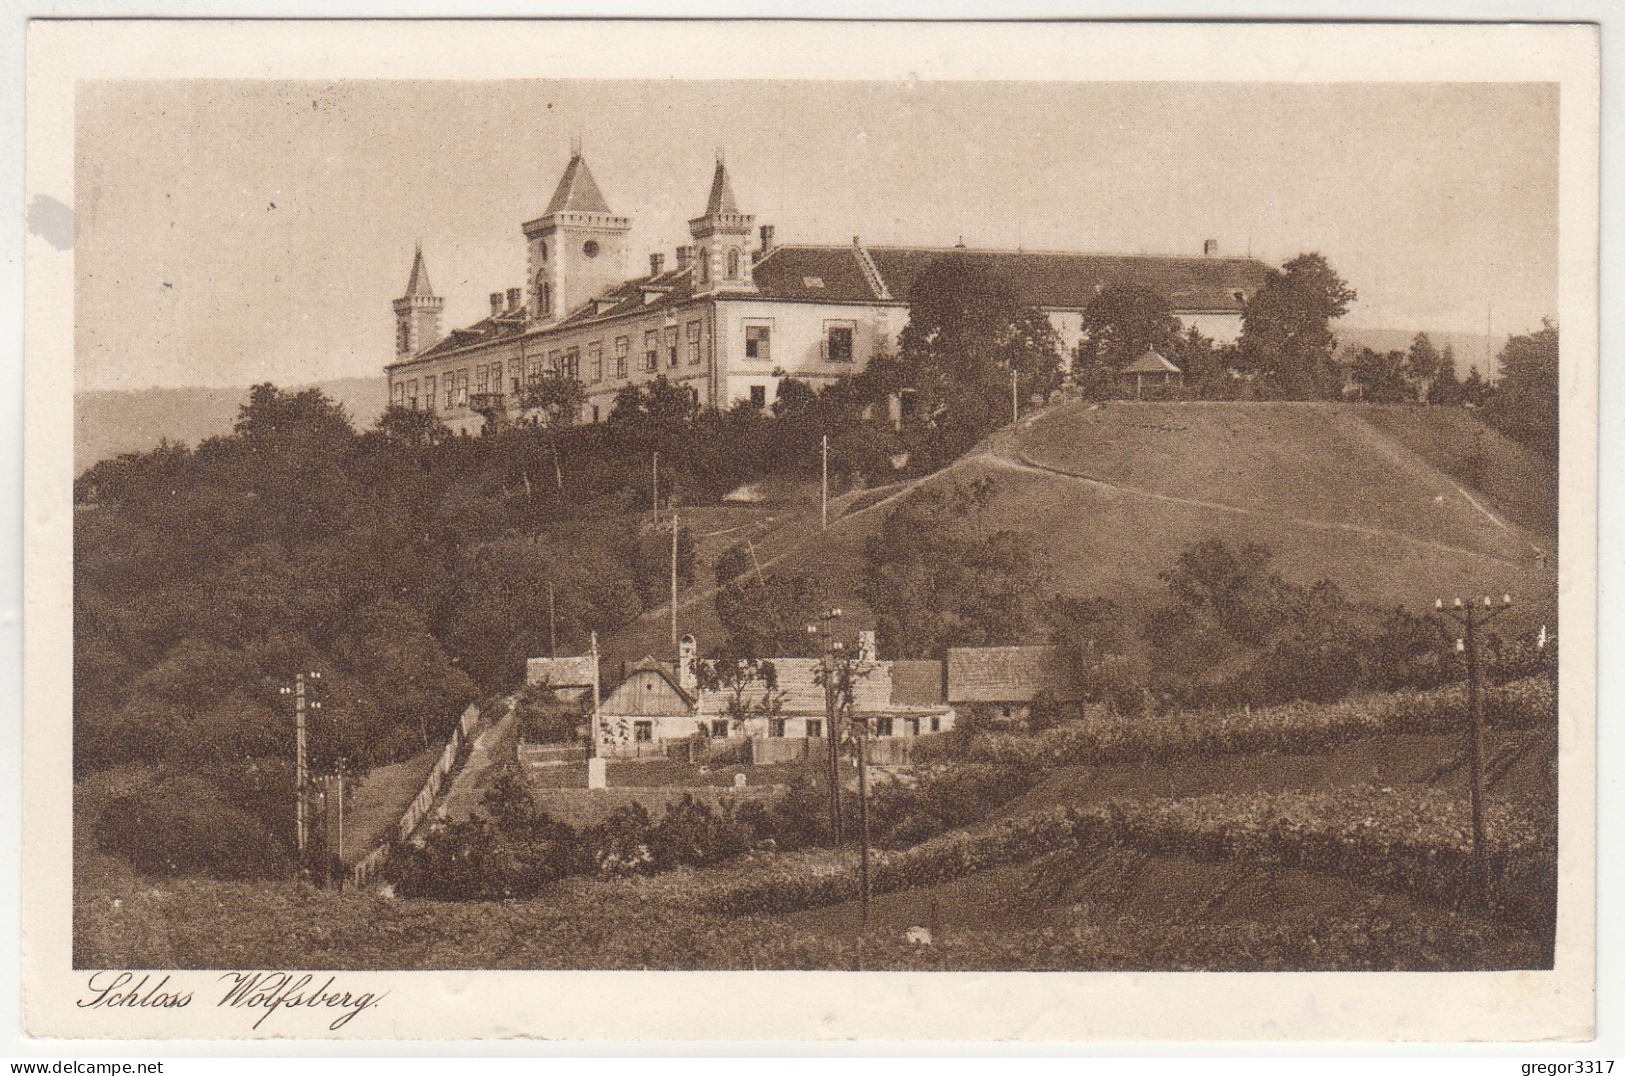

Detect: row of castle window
393,320,852,412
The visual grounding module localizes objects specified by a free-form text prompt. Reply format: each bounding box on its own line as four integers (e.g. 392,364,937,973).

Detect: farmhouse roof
1122,349,1182,374
946,645,1080,704
525,654,597,689
889,660,947,706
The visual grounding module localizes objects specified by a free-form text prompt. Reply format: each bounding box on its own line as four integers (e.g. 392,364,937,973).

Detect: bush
97,775,291,881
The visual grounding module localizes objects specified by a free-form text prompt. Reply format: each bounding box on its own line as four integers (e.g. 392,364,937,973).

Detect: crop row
621,782,1554,933
966,677,1554,768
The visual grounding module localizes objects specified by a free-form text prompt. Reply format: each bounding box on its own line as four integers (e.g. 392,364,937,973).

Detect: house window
476,365,490,393
665,326,680,368
769,718,786,738
424,375,436,412
749,385,767,409
455,370,469,408
874,717,894,737
825,324,855,362
392,382,406,408
589,342,603,382
744,324,771,361
445,377,456,410
527,354,545,384
509,359,523,393
805,719,823,738
930,716,941,733
710,719,729,738
548,350,562,375
615,336,630,378
407,379,419,409
634,721,653,743
643,331,658,372
591,404,600,423
686,321,702,365
563,348,580,380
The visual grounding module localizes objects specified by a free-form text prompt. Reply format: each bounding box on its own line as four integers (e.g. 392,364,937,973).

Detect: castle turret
392,242,444,359
688,156,757,295
522,150,632,325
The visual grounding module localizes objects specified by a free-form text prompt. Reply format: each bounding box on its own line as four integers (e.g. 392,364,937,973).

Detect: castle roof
402,243,435,298
543,153,613,216
397,244,1270,367
702,159,741,217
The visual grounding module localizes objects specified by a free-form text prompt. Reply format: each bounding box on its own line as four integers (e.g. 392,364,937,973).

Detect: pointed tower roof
543,152,613,216
702,157,740,217
402,242,435,298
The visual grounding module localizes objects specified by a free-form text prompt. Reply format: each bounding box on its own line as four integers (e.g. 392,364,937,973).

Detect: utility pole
809,608,845,845
547,582,557,659
589,630,602,757
670,510,680,649
856,719,872,927
1436,593,1512,910
821,434,829,530
652,452,660,526
323,770,344,890
1011,367,1020,425
279,670,322,882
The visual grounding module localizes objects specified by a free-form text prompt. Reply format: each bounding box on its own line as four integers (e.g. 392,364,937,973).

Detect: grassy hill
74,375,387,475
604,400,1558,668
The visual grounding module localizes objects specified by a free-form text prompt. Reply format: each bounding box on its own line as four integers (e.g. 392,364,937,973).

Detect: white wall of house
715,298,907,409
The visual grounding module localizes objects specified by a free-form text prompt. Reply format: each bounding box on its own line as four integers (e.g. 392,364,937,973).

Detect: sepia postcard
22,18,1600,1042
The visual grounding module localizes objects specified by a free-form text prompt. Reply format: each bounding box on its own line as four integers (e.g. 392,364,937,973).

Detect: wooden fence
349,702,483,890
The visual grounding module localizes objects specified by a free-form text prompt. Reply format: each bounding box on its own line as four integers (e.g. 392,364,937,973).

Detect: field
75,678,1558,972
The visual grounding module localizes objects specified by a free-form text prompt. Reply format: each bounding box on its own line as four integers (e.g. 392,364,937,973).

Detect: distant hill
74,376,387,474
1336,328,1501,379
602,400,1557,669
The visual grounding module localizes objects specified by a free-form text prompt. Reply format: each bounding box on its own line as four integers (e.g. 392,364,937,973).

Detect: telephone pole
669,510,681,649
809,608,845,845
279,670,322,882
1436,593,1512,910
651,452,660,525
821,434,829,530
547,582,557,659
1011,367,1020,424
856,719,872,927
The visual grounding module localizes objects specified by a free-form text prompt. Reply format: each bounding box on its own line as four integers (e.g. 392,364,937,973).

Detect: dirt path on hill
983,424,1531,568
436,701,519,823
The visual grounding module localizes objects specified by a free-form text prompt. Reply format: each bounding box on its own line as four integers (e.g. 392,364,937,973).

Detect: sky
74,79,1559,392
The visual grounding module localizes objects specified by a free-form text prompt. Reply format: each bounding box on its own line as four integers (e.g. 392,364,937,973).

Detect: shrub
97,775,291,881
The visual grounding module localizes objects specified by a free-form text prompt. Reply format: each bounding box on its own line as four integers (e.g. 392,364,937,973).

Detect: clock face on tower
582,240,600,258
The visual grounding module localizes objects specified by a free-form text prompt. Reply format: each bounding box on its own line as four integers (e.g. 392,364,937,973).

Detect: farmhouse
386,149,1272,435
946,644,1082,726
523,654,597,704
594,631,955,754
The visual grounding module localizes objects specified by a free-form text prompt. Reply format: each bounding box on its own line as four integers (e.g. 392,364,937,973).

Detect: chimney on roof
650,252,665,277
1203,238,1219,257
506,287,522,310
675,245,694,270
760,224,775,253
489,292,504,318
678,634,697,693
955,236,967,250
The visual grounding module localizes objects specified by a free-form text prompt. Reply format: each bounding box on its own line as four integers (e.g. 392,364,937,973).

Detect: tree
376,404,450,448
1073,284,1184,395
1237,253,1357,399
1406,332,1442,392
1461,365,1491,408
1349,348,1414,403
521,369,588,429
1428,343,1464,405
694,656,784,732
892,254,1063,461
1484,319,1559,458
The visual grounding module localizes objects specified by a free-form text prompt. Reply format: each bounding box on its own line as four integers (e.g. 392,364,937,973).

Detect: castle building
386,152,1271,436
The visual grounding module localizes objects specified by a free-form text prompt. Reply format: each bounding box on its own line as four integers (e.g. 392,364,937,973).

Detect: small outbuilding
1120,349,1184,398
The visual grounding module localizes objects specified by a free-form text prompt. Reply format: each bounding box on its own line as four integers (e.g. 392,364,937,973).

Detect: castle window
643,331,658,372
726,249,740,279
424,375,437,412
615,336,630,378
591,404,600,423
527,354,545,384
392,382,406,408
665,326,680,368
455,369,469,407
825,323,855,362
563,347,580,380
589,342,603,382
476,365,490,393
397,323,411,354
744,324,771,361
509,359,523,394
537,282,551,317
749,385,767,409
686,321,702,365
407,379,419,409
697,257,710,285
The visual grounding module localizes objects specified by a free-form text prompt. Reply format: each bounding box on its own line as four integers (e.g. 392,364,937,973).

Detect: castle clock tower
523,150,632,325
